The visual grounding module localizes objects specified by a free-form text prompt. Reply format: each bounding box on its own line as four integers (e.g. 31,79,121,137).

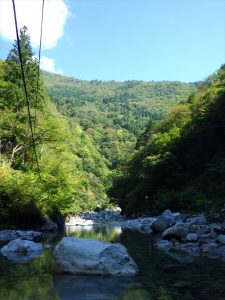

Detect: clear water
0,224,225,300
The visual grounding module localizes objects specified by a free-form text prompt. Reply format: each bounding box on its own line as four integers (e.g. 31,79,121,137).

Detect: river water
0,224,225,300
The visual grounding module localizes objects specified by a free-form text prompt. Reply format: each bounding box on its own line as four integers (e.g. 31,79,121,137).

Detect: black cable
12,0,41,179
34,0,45,131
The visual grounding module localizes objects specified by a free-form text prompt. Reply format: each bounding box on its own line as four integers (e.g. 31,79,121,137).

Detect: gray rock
156,240,172,251
0,239,42,263
0,230,41,241
185,214,206,225
1,239,42,253
173,212,182,220
54,237,138,276
216,235,225,245
65,215,94,226
0,251,42,263
213,225,225,235
201,242,218,253
151,209,175,232
162,224,188,240
186,233,198,242
179,243,200,256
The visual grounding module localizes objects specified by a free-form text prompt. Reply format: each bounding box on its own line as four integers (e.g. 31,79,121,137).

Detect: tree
4,26,45,111
0,26,46,167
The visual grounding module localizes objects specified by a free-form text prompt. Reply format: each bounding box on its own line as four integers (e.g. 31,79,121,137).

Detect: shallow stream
0,224,225,300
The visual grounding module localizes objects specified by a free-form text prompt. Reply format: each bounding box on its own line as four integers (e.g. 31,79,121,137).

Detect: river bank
1,206,225,263
65,207,225,262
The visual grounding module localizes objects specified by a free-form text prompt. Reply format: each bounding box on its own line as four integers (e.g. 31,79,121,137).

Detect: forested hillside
0,27,110,228
109,65,225,215
44,72,196,168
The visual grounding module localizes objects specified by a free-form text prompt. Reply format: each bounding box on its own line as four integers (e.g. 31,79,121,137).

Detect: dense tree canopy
109,65,225,215
44,73,196,168
0,27,111,228
1,27,224,227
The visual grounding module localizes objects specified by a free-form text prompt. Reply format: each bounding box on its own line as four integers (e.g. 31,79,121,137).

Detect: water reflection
54,275,133,300
0,226,225,300
66,224,122,243
0,275,60,300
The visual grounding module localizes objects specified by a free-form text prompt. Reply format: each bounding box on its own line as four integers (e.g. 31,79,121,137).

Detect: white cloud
0,0,70,49
40,56,63,74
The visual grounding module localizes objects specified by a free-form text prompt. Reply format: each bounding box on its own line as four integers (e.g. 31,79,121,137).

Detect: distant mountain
44,72,196,168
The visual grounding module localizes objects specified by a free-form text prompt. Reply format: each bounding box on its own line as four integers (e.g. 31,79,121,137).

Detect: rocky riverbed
65,206,225,262
1,206,225,263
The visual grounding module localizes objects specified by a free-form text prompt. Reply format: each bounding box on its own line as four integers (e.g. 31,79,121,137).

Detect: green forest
44,72,196,168
109,66,225,215
0,27,111,228
0,27,224,228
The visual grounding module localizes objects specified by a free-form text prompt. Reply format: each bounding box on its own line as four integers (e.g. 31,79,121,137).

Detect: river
0,224,225,300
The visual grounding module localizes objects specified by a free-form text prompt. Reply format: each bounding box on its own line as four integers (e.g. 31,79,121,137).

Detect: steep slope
0,29,110,228
44,72,196,168
109,65,225,215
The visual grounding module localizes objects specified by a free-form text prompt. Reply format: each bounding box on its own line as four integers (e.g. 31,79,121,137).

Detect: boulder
201,243,218,253
155,240,172,251
185,214,206,225
1,239,42,253
186,233,198,242
151,209,175,232
0,239,42,263
65,215,94,226
216,235,225,245
53,237,138,276
162,224,188,240
179,243,200,256
0,230,41,241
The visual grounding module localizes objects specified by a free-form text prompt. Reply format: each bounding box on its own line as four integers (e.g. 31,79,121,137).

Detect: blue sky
0,0,225,82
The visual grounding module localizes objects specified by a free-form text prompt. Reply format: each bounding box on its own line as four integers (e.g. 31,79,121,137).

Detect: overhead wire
12,0,41,179
34,0,45,132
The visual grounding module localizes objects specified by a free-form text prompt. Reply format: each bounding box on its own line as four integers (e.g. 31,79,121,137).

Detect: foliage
0,27,111,227
109,65,225,215
44,72,196,168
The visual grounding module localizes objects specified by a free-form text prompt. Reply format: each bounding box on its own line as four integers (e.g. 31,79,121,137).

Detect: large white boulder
53,237,138,276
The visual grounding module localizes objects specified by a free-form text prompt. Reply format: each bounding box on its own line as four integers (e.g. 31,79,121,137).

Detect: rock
213,225,225,235
216,235,225,245
53,237,138,276
162,224,188,240
201,242,218,253
185,214,206,225
65,215,94,226
0,230,42,242
151,209,175,232
179,243,200,256
1,250,42,263
1,239,42,253
173,212,182,220
0,239,42,263
139,218,155,233
156,240,172,251
186,233,198,242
